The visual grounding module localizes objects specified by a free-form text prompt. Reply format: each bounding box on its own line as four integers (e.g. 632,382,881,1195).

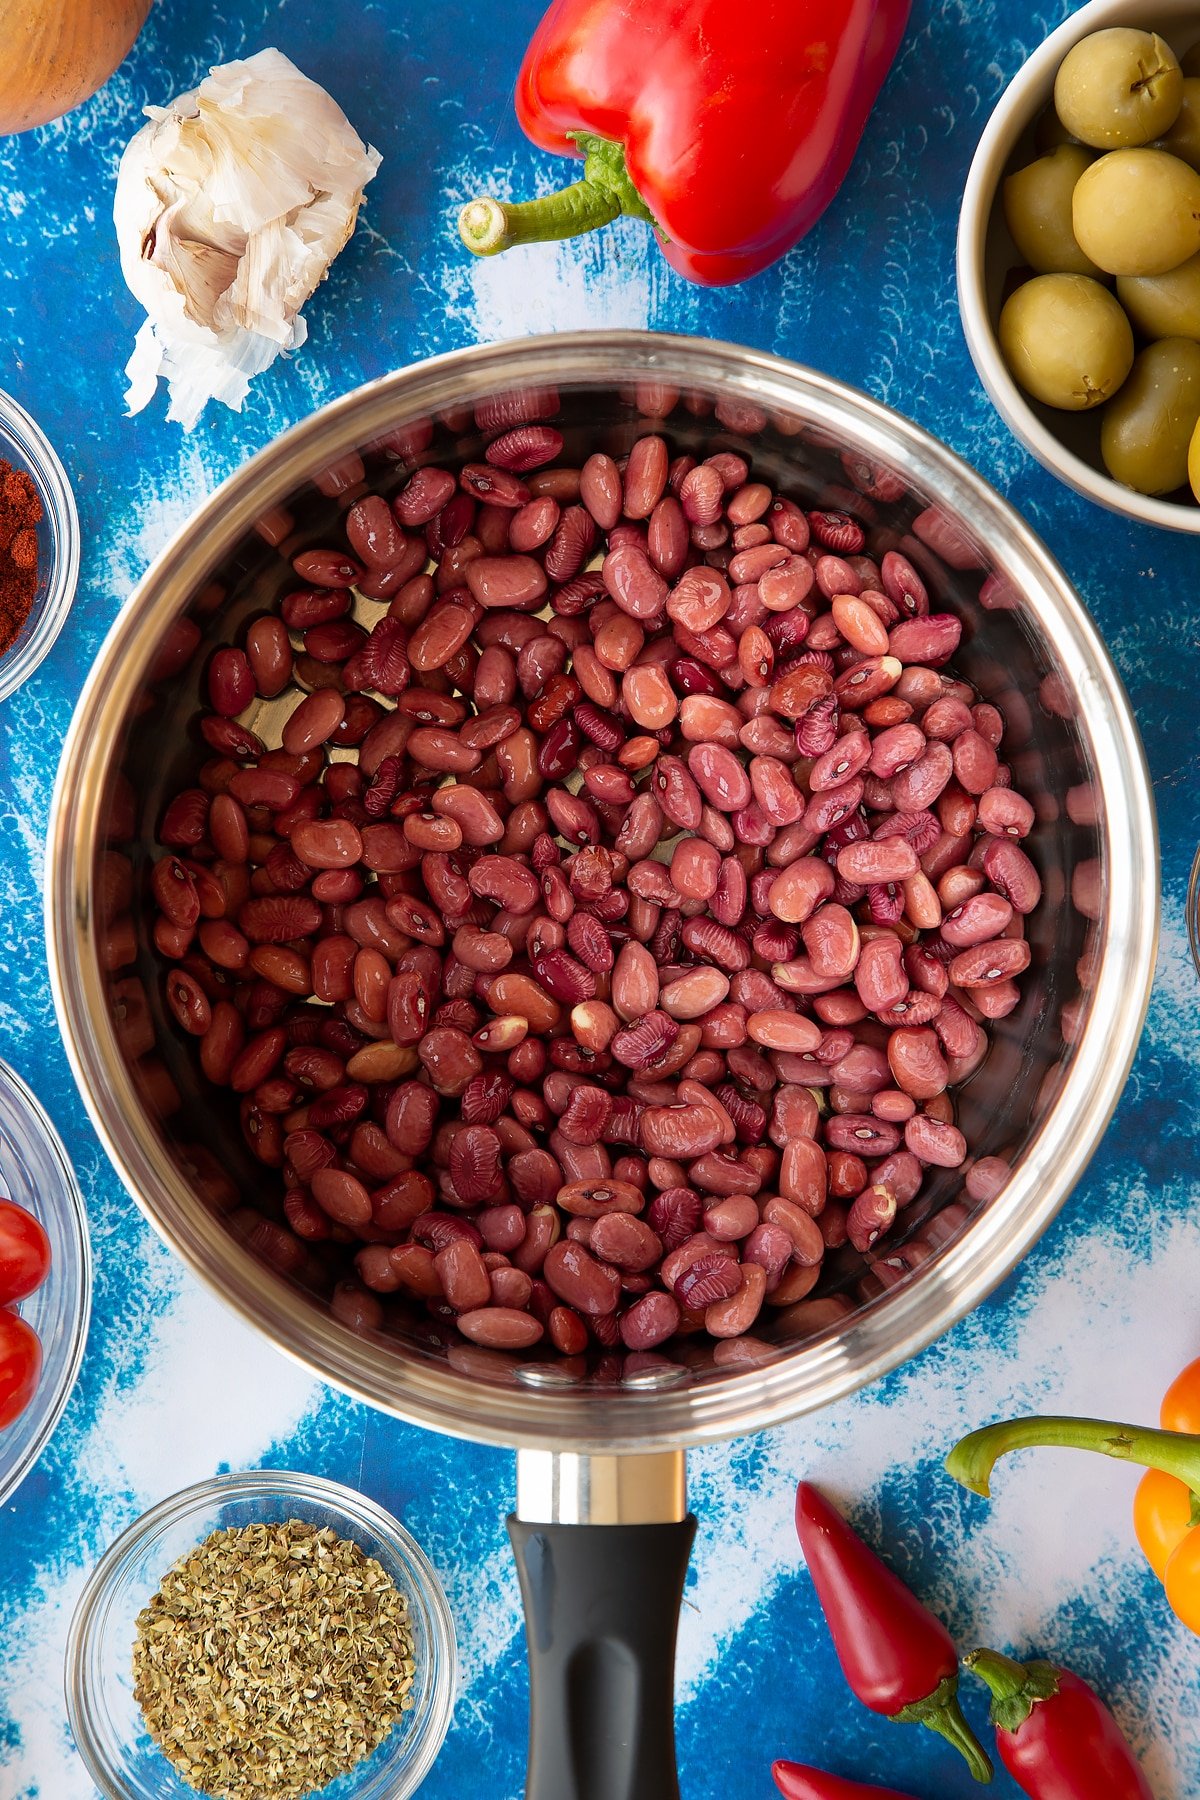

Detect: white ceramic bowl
958,0,1200,534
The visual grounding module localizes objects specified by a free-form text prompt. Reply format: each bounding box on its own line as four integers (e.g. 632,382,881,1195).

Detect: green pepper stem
892,1674,994,1784
966,1648,1027,1704
946,1414,1200,1498
965,1650,1059,1735
459,183,620,257
458,132,660,260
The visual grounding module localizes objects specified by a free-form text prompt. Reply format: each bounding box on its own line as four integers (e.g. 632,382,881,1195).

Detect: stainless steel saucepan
46,333,1158,1799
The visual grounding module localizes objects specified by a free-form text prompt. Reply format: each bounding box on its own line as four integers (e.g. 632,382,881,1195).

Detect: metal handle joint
515,1449,687,1524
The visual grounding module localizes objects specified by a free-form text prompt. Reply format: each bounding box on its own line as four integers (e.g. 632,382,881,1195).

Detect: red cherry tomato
0,1309,42,1428
0,1198,51,1305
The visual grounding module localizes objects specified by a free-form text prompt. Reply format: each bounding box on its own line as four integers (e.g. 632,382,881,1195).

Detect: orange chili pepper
1133,1354,1200,1585
1164,1527,1200,1634
1132,1467,1196,1581
1160,1355,1200,1432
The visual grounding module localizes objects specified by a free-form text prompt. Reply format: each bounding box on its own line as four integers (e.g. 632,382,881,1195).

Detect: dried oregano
132,1519,417,1800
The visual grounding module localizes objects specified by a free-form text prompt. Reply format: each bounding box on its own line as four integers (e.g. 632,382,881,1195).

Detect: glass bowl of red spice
0,386,80,702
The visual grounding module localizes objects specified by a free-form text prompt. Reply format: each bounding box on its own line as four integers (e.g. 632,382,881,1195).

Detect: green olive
1034,102,1087,153
1073,148,1200,275
1118,251,1200,340
1100,336,1200,493
1183,40,1200,78
1154,76,1200,169
1003,146,1103,275
998,274,1134,410
1055,28,1183,148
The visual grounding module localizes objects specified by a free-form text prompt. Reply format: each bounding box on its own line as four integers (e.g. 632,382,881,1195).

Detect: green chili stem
967,1648,1028,1704
892,1675,993,1784
946,1414,1200,1498
966,1650,1059,1735
920,1689,995,1784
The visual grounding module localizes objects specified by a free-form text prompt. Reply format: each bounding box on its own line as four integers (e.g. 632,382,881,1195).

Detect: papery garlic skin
114,48,381,429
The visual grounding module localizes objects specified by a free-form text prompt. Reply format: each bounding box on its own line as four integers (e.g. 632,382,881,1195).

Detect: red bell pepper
795,1484,993,1783
773,1761,920,1800
967,1651,1154,1800
458,0,912,286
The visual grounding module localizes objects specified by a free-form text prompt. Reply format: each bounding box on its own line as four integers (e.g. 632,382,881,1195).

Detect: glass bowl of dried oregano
64,1468,458,1800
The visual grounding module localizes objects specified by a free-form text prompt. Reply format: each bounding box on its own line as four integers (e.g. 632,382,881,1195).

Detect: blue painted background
3,1,1200,1795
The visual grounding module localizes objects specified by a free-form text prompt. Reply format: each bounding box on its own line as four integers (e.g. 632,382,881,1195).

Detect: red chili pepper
772,1760,920,1800
794,1483,993,1782
458,0,912,286
966,1650,1154,1800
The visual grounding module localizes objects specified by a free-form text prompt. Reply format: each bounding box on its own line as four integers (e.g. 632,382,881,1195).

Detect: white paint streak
465,232,656,340
103,446,216,598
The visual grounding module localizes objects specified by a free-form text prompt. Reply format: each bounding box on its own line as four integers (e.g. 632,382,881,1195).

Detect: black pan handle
508,1512,697,1800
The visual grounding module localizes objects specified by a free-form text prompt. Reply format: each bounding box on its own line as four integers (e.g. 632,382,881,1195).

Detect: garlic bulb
114,48,381,429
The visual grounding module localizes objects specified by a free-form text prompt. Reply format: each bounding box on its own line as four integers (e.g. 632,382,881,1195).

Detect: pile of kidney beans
151,413,1041,1359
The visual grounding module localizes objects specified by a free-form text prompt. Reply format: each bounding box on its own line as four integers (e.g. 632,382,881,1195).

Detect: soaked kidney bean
246,617,293,698
165,969,211,1036
659,965,729,1021
887,1026,949,1100
940,892,1013,947
153,416,1046,1361
580,452,622,528
207,649,255,717
590,1212,663,1271
704,1193,760,1242
623,436,669,519
700,1261,765,1336
687,741,752,812
905,1113,967,1167
283,688,346,754
952,729,998,796
620,1290,681,1349
745,1010,821,1054
436,1238,493,1311
976,837,1041,914
457,1306,545,1348
543,1239,621,1314
311,1167,373,1229
837,839,919,886
977,786,1034,839
854,935,908,1014
847,1184,897,1253
948,939,1031,987
290,819,363,870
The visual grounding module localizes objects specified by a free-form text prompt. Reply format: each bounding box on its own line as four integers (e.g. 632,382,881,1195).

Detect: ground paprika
0,459,42,657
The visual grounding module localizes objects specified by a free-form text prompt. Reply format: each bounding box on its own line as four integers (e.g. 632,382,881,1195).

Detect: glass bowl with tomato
0,1057,90,1506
